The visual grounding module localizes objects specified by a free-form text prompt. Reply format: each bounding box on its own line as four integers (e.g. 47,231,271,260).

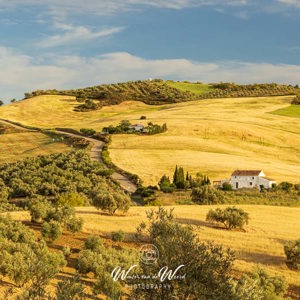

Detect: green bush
55,275,85,300
80,128,96,136
235,268,287,300
65,217,84,233
41,221,62,242
28,198,52,223
111,230,125,242
191,185,224,204
222,182,233,191
57,192,86,207
62,246,72,259
206,206,249,230
284,239,300,270
84,235,103,252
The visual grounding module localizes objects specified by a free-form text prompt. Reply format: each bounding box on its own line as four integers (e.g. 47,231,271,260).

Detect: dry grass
7,205,300,290
78,205,300,289
0,95,299,185
0,132,69,164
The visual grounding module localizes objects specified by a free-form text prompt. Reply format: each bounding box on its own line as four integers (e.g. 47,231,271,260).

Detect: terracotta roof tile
231,170,262,176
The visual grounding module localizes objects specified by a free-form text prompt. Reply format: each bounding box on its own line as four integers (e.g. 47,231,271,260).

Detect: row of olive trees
0,150,131,215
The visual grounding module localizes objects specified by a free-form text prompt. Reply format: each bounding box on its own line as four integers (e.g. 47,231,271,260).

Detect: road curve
0,119,137,193
54,130,138,193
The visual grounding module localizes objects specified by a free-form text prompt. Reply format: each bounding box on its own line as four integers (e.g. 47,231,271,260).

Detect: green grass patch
165,81,213,95
270,105,300,118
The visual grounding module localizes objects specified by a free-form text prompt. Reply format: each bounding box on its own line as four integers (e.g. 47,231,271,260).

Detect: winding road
0,119,138,193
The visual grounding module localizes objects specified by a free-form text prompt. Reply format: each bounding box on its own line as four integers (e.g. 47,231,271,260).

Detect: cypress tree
173,165,178,185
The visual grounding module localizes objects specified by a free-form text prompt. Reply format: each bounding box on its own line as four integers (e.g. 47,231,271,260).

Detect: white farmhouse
129,124,144,132
230,170,276,190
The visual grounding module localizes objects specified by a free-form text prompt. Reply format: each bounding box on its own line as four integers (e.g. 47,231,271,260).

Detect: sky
0,0,300,102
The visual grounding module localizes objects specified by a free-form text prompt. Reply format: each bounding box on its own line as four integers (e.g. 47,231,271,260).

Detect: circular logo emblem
139,244,159,265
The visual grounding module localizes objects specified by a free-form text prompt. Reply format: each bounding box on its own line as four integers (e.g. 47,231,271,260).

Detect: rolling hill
0,94,299,185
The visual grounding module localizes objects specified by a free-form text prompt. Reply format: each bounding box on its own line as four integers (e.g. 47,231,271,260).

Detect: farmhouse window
250,182,253,186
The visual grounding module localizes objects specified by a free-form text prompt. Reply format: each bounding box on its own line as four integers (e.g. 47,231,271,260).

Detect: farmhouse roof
231,170,263,176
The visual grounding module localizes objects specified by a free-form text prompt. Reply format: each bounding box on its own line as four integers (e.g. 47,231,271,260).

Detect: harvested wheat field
7,204,300,292
0,95,299,185
0,132,69,164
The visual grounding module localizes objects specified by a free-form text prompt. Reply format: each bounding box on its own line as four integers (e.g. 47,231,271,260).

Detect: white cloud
277,0,300,8
0,48,299,102
38,23,124,47
0,0,251,17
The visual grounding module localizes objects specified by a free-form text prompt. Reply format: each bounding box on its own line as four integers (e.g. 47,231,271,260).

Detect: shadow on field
76,209,127,217
238,251,283,267
175,217,226,230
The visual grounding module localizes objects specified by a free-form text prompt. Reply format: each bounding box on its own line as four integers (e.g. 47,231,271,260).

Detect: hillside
8,204,300,295
23,80,299,111
0,94,299,185
0,122,69,164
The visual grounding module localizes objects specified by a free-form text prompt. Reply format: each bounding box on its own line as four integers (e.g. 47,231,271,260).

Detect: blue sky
0,0,300,102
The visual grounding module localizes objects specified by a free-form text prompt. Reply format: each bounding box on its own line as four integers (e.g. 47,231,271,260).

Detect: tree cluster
0,150,130,215
24,80,198,110
76,235,137,298
291,94,300,105
134,207,286,300
0,215,66,296
159,166,211,192
102,120,167,135
24,80,300,112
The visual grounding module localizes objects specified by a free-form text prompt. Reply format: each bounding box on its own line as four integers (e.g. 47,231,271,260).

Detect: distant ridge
24,79,299,111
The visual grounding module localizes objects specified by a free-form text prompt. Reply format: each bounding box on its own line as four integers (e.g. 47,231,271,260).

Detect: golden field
0,95,299,185
0,131,69,164
8,204,300,290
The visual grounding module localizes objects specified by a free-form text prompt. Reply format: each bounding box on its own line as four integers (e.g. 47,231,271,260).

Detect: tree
41,220,62,242
57,192,86,207
284,238,300,270
173,165,185,189
206,207,249,230
92,189,130,215
133,208,237,300
158,175,174,193
191,185,224,204
0,100,3,106
234,268,287,300
28,198,52,223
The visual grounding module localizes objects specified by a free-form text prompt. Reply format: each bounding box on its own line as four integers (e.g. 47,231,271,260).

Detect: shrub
235,268,287,300
222,182,233,191
84,235,103,252
41,221,62,242
111,230,125,242
291,95,300,105
28,198,52,223
62,246,72,259
284,239,300,270
206,206,249,230
159,175,175,193
140,116,147,120
65,217,84,233
191,185,224,204
80,128,96,136
55,275,85,300
278,181,293,192
57,192,86,207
